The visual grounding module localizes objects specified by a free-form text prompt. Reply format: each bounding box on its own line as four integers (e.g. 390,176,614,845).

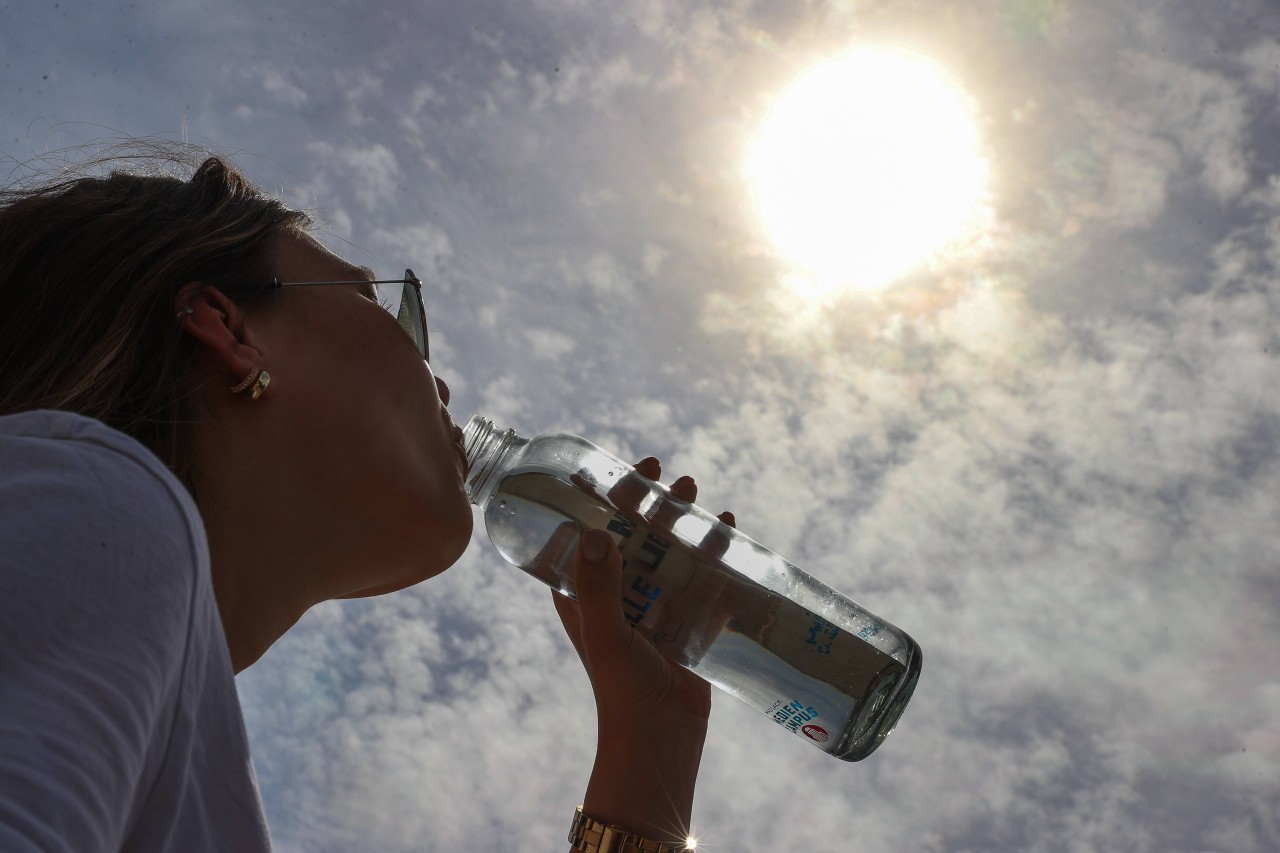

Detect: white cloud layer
5,0,1279,849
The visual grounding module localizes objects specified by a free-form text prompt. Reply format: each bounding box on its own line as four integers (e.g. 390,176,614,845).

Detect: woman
0,152,725,851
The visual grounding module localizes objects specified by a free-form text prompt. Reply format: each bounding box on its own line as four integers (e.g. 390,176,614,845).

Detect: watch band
568,806,686,853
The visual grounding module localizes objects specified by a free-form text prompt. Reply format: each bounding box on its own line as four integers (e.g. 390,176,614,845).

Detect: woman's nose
436,376,451,406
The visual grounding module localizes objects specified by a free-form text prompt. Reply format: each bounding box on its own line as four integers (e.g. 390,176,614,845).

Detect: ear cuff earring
177,307,271,401
230,367,271,401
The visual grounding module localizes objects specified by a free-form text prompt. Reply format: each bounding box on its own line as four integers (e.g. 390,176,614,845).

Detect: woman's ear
174,283,262,381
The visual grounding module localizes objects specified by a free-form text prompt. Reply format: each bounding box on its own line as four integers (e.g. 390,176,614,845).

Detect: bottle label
768,700,832,742
606,513,671,626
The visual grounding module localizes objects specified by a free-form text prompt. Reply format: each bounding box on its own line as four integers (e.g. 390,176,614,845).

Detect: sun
747,46,989,295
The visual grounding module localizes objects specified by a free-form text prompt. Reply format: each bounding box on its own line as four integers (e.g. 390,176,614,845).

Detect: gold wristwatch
567,806,687,852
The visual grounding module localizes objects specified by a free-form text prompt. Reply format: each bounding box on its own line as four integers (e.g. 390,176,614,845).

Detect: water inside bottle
484,468,920,761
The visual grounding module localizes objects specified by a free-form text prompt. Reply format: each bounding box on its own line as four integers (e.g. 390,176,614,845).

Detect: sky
4,0,1279,850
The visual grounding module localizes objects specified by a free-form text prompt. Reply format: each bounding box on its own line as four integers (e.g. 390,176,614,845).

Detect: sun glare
748,46,989,295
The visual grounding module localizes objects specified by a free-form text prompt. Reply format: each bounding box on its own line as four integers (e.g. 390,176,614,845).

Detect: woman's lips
451,423,469,473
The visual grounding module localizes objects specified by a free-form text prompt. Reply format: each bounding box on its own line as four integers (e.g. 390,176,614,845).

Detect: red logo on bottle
802,724,829,743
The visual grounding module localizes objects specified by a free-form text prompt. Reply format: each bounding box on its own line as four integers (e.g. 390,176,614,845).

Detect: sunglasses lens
400,281,428,360
375,279,427,359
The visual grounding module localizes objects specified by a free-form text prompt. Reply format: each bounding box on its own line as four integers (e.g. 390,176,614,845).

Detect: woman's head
0,152,308,484
0,148,473,664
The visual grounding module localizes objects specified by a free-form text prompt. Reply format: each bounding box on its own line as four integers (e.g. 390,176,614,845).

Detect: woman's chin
335,516,473,599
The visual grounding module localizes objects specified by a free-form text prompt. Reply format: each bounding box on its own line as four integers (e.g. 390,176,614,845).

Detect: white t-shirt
0,410,271,852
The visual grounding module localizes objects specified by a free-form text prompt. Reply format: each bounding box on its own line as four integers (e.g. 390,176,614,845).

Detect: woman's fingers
633,456,661,480
544,520,592,663
551,588,586,663
669,475,696,503
572,528,632,660
553,529,631,679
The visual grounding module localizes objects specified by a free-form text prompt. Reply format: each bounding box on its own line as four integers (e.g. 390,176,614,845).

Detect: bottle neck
462,415,526,506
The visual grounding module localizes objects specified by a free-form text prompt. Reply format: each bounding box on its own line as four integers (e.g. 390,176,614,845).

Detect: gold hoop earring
230,367,271,400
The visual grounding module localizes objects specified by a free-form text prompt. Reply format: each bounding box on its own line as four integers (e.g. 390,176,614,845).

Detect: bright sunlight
747,46,988,295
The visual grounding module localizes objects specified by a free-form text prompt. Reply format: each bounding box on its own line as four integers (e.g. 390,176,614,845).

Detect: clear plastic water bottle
463,416,922,761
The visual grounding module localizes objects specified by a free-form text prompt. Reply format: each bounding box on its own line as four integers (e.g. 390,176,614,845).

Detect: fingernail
583,529,609,562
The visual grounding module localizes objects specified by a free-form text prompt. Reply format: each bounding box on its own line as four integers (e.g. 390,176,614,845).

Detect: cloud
373,221,454,281
1124,53,1251,202
523,327,577,360
233,0,1280,843
334,69,385,127
526,55,651,111
1242,37,1280,98
306,141,401,213
260,66,309,109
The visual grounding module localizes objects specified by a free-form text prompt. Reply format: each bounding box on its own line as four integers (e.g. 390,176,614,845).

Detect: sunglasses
237,268,429,361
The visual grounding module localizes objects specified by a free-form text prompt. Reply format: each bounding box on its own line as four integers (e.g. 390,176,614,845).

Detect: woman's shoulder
0,408,196,505
0,412,255,851
0,409,209,594
0,408,181,486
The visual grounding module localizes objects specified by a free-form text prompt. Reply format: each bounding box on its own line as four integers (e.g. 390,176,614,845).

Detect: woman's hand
552,457,734,846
